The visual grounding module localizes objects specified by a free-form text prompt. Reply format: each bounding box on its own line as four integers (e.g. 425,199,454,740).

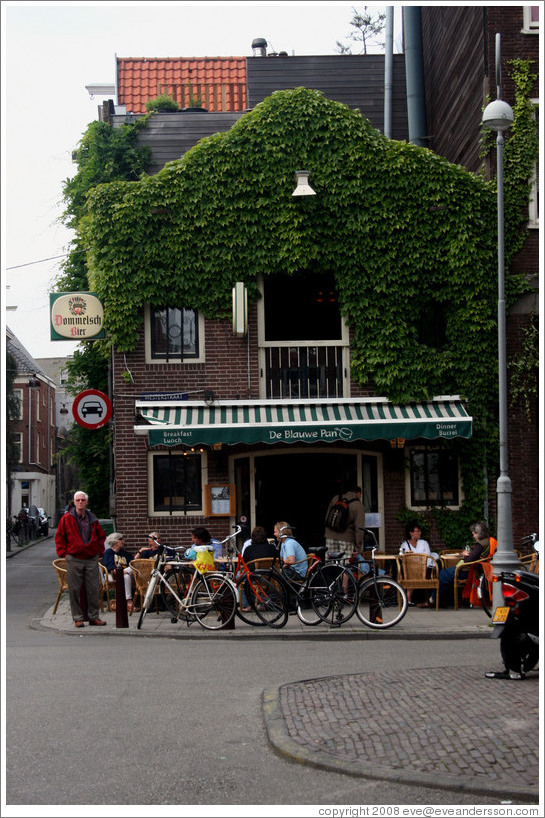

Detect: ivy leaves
83,89,503,411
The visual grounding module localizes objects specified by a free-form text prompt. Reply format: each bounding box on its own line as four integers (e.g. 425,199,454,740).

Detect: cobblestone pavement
263,664,540,802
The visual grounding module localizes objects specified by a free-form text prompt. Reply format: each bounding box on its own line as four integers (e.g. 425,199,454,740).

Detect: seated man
274,521,307,581
134,531,176,560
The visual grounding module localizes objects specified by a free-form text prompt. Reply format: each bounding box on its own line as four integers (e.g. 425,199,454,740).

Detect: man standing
55,491,106,628
324,484,366,555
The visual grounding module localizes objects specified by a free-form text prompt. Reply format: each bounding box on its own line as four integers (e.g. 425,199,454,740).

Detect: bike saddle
326,550,344,560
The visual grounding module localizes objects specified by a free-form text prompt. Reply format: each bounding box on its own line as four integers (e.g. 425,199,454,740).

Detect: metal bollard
115,568,129,628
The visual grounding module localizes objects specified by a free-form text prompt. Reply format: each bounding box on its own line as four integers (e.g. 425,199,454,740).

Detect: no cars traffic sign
72,389,113,430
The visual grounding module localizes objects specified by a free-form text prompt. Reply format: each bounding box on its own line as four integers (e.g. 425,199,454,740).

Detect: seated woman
102,532,134,610
434,520,495,608
399,521,437,607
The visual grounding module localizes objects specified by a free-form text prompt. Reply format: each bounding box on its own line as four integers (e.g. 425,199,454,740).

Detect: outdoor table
439,552,464,569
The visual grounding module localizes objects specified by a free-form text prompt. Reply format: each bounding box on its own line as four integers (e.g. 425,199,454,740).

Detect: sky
1,0,403,361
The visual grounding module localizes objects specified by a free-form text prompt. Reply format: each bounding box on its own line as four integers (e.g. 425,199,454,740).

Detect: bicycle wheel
248,571,288,629
161,567,190,617
191,573,237,630
310,564,358,626
356,576,408,629
137,571,159,630
478,573,492,618
235,572,266,627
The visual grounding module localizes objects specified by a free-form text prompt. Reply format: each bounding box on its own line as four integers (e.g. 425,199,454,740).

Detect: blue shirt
280,536,307,577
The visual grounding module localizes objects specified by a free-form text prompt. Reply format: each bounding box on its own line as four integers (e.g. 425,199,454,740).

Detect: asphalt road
3,537,535,814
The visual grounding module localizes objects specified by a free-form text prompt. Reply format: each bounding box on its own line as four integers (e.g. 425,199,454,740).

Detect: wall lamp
292,170,316,197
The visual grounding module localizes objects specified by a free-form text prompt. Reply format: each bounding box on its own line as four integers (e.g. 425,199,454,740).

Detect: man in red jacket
55,490,107,627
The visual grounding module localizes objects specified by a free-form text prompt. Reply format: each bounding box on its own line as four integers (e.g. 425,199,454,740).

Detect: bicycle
137,537,238,631
252,544,358,628
352,530,408,629
160,526,285,628
221,528,288,628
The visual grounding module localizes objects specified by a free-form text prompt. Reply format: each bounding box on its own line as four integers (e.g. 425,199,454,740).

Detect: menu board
204,484,236,516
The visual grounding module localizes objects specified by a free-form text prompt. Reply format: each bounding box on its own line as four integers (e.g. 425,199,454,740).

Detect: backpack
325,495,357,533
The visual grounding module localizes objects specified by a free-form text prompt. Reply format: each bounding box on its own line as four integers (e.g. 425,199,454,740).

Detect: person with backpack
324,485,366,557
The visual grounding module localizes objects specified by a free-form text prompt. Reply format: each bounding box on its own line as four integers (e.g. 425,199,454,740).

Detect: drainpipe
384,6,394,138
403,6,428,147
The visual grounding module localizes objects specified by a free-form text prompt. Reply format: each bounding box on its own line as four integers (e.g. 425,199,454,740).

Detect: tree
335,6,386,55
55,118,150,512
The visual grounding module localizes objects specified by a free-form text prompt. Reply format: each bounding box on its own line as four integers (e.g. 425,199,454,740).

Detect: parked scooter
486,540,539,680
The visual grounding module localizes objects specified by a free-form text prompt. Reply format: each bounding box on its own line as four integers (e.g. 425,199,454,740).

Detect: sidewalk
38,593,495,640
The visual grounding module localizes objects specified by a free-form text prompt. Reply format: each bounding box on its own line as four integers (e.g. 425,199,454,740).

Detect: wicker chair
520,552,539,573
246,557,275,571
98,561,114,612
397,553,440,610
52,559,69,614
453,556,491,610
130,559,160,616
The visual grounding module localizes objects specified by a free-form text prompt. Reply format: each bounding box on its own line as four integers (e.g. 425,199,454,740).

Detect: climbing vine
77,86,535,541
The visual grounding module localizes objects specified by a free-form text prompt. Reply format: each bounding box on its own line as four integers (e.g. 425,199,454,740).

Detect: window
263,271,343,342
258,272,349,398
528,102,539,228
14,389,23,420
150,452,203,513
408,445,460,507
522,6,539,33
151,306,198,360
14,433,22,463
145,305,205,364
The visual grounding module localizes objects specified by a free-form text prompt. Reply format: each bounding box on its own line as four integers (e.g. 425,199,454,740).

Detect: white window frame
144,304,206,365
522,6,539,33
147,449,207,517
256,274,351,399
405,444,464,512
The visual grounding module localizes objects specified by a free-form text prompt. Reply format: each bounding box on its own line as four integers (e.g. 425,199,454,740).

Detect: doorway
254,451,358,548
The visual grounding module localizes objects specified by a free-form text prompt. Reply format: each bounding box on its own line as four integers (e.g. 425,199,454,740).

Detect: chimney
251,38,267,57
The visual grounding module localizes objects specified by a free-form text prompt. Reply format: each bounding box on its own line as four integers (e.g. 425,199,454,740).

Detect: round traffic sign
72,389,113,430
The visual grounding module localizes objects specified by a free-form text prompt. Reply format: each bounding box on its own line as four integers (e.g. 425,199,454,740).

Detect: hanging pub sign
50,292,106,340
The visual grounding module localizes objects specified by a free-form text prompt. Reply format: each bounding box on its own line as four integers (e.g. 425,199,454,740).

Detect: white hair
73,490,88,501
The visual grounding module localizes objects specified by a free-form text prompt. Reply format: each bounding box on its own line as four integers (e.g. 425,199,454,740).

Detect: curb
34,605,494,641
6,534,53,558
261,679,539,802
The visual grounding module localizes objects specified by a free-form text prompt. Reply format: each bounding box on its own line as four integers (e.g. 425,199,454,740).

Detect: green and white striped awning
134,396,472,447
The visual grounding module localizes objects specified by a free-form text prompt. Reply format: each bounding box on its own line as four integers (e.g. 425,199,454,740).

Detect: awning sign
137,398,473,447
50,292,105,340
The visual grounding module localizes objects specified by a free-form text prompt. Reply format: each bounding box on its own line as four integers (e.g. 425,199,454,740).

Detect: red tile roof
117,57,247,113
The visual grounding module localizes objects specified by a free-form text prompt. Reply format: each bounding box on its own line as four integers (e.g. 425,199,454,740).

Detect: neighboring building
82,6,538,552
35,356,80,520
34,357,74,435
6,328,56,517
419,3,540,548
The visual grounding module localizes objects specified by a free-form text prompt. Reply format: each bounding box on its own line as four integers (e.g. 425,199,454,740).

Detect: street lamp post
481,34,520,608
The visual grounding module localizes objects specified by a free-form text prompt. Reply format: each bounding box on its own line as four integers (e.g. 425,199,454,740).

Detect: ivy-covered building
77,6,538,554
